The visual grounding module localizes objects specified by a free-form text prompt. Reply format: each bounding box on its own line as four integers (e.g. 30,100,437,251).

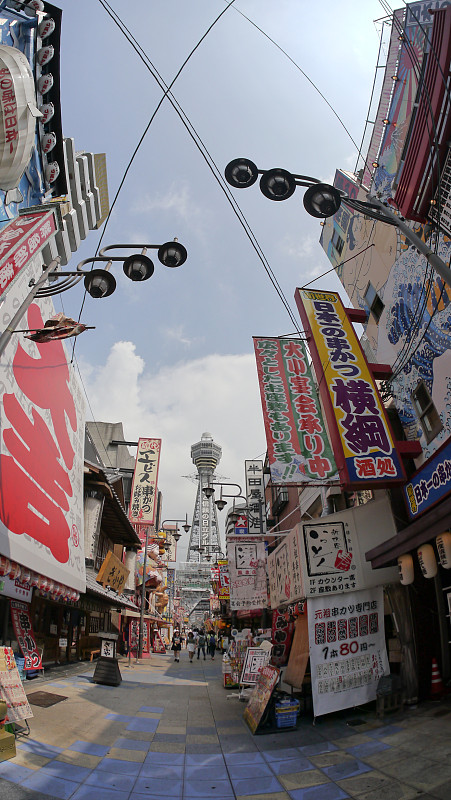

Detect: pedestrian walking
208,632,216,660
197,630,206,660
171,630,182,662
187,631,196,662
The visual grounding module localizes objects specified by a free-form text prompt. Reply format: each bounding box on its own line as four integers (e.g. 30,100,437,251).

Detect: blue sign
404,437,451,519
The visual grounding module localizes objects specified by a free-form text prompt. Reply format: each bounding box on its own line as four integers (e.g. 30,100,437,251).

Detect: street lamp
225,157,451,288
36,240,188,300
0,239,188,359
161,515,191,544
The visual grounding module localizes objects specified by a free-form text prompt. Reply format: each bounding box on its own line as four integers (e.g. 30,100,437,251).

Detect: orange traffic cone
430,657,444,700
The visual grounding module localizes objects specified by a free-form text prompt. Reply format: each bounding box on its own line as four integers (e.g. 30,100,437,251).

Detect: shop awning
365,494,451,568
85,568,138,610
84,461,141,548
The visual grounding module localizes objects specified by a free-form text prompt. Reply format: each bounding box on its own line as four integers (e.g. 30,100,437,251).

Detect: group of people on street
171,629,218,662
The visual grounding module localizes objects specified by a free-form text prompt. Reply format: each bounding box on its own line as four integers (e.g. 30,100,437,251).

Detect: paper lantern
8,561,21,580
45,160,59,184
436,533,451,569
41,131,56,153
36,46,54,67
37,575,50,592
37,73,53,94
39,18,55,39
0,556,11,577
398,554,414,585
39,102,54,123
417,544,437,579
29,571,39,587
26,0,44,13
20,568,31,584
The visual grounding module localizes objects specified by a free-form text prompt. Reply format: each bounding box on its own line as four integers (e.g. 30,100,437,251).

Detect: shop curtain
386,583,418,704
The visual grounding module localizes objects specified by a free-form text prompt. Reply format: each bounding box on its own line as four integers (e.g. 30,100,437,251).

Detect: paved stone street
1,650,451,800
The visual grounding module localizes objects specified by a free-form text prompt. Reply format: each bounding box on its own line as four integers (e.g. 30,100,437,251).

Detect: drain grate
27,691,68,708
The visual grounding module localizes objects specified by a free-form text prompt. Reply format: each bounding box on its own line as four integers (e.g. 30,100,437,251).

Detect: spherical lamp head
202,486,215,499
215,499,227,511
224,158,258,189
303,183,342,218
183,523,191,533
172,531,181,542
158,241,187,268
84,269,116,298
123,253,155,281
260,168,296,201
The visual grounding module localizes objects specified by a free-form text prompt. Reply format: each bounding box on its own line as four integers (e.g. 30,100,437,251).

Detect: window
331,228,344,255
412,380,442,442
364,282,385,322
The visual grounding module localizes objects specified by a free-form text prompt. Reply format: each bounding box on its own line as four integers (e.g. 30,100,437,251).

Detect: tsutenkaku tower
187,432,222,562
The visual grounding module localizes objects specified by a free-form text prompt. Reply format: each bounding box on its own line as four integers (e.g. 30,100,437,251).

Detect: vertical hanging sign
129,438,161,525
295,290,405,488
253,337,337,484
245,459,267,535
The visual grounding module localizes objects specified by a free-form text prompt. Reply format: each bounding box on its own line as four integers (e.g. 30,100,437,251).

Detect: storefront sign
227,535,267,611
96,550,129,594
245,459,267,534
268,527,304,608
253,337,337,483
0,211,56,298
295,290,405,488
129,438,161,525
217,559,230,600
0,574,32,602
271,609,295,667
0,278,86,591
308,587,389,717
243,664,280,734
404,436,451,519
10,600,42,670
298,495,398,597
240,646,271,684
0,647,33,721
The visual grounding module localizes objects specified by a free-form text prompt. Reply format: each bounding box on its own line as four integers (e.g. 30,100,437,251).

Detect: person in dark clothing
208,632,216,660
197,631,206,659
171,630,182,662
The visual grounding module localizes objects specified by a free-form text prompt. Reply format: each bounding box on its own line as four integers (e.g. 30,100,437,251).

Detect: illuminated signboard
253,337,337,483
295,290,405,488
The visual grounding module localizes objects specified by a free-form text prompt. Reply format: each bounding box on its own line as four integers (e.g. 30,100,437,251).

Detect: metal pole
137,524,149,663
367,197,451,288
0,257,60,359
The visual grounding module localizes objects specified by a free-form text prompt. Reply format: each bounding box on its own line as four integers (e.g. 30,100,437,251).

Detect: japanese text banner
227,535,267,611
308,587,389,717
129,438,161,525
295,290,405,488
253,337,337,483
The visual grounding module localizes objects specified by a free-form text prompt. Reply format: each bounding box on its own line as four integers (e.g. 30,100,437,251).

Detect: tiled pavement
1,652,451,799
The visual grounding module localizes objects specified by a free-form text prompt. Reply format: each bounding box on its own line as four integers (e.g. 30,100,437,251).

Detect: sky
53,0,388,558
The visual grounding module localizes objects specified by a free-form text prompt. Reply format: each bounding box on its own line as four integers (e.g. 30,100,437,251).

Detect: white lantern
398,553,414,585
39,18,56,39
41,132,56,154
36,46,54,67
417,544,437,579
45,160,60,183
39,102,54,124
436,533,451,569
37,73,53,94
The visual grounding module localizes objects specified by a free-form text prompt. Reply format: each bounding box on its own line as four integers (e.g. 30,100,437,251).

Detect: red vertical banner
10,600,42,669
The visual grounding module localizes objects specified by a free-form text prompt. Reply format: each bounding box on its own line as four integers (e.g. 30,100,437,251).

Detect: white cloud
131,182,209,242
282,234,315,260
78,343,266,559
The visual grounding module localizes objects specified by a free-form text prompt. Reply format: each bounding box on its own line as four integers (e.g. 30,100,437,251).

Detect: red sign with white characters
0,211,56,297
10,600,42,670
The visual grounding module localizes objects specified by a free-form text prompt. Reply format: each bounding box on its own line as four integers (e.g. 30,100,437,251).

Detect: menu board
240,647,271,685
0,647,33,722
243,664,280,734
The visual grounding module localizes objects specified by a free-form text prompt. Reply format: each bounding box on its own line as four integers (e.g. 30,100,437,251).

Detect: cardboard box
0,728,16,761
